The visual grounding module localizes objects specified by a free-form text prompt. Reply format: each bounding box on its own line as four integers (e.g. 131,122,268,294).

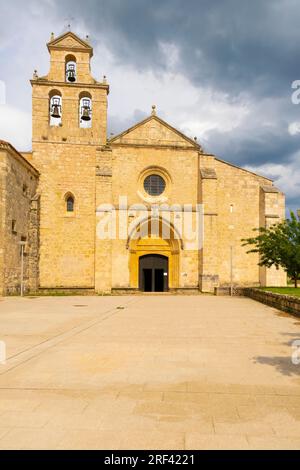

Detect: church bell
51,98,61,119
81,99,91,121
66,64,76,82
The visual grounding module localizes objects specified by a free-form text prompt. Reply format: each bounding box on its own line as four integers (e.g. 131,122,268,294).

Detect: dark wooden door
139,255,168,292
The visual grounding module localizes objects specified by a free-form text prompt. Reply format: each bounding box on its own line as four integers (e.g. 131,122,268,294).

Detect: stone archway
128,217,181,289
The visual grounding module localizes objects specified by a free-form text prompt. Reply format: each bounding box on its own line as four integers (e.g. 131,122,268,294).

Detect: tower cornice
30,79,109,94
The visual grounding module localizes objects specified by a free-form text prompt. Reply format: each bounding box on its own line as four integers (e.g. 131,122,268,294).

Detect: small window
144,174,166,196
11,220,17,234
66,196,74,212
23,184,28,195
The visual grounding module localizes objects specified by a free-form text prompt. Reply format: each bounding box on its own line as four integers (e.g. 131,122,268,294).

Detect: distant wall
239,288,300,317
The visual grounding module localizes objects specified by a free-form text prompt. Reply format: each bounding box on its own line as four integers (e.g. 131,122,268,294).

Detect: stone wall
32,142,98,289
0,150,5,294
239,288,300,317
0,142,39,295
199,154,286,292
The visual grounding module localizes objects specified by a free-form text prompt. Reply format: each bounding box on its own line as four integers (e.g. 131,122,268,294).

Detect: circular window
144,174,166,196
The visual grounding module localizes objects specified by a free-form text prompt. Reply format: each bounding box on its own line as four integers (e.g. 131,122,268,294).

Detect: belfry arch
127,217,181,290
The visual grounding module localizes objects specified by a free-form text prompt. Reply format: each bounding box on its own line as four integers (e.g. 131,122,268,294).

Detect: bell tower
31,31,109,290
31,31,109,144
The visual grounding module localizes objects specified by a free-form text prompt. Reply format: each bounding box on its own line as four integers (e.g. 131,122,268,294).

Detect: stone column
259,185,287,287
95,146,113,293
28,194,40,293
199,162,219,292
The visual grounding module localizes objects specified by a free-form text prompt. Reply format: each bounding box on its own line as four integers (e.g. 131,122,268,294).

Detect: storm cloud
0,0,300,212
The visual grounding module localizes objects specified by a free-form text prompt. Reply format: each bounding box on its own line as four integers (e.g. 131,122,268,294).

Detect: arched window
66,195,74,212
49,90,62,126
65,55,77,83
79,92,92,128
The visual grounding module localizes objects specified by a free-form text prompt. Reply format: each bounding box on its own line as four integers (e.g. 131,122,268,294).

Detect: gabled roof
0,140,39,176
109,114,201,149
47,31,93,57
213,155,273,182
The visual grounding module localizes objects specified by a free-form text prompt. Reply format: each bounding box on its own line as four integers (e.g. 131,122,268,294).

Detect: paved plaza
0,294,300,449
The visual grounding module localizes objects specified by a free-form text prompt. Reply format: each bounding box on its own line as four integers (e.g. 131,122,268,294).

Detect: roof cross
64,16,75,32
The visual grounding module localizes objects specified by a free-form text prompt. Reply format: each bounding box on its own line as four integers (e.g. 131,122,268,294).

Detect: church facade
0,32,286,296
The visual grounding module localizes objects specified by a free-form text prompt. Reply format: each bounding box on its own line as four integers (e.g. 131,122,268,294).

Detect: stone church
0,31,286,296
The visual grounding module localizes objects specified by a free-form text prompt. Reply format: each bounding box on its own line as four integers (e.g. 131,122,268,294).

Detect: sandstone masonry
0,31,287,295
0,141,39,295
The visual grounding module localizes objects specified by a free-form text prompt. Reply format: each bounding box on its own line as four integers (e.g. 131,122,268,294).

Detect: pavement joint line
212,417,216,434
5,315,106,362
1,386,299,398
0,387,120,392
0,297,142,376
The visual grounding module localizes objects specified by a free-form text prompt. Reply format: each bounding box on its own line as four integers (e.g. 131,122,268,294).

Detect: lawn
261,287,300,297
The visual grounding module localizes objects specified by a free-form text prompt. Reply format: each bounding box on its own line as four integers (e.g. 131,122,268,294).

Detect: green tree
242,211,300,288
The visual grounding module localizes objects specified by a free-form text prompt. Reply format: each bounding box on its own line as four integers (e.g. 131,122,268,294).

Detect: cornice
110,142,199,151
30,79,109,93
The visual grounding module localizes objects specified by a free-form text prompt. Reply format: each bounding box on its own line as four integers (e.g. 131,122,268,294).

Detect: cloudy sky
0,0,300,214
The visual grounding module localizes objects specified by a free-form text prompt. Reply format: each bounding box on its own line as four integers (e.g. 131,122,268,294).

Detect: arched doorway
139,254,168,292
127,217,182,290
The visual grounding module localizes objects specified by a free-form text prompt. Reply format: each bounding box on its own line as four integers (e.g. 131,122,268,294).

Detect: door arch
128,217,181,289
139,254,168,292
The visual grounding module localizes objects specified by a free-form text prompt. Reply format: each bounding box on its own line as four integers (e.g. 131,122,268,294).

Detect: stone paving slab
0,295,299,449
